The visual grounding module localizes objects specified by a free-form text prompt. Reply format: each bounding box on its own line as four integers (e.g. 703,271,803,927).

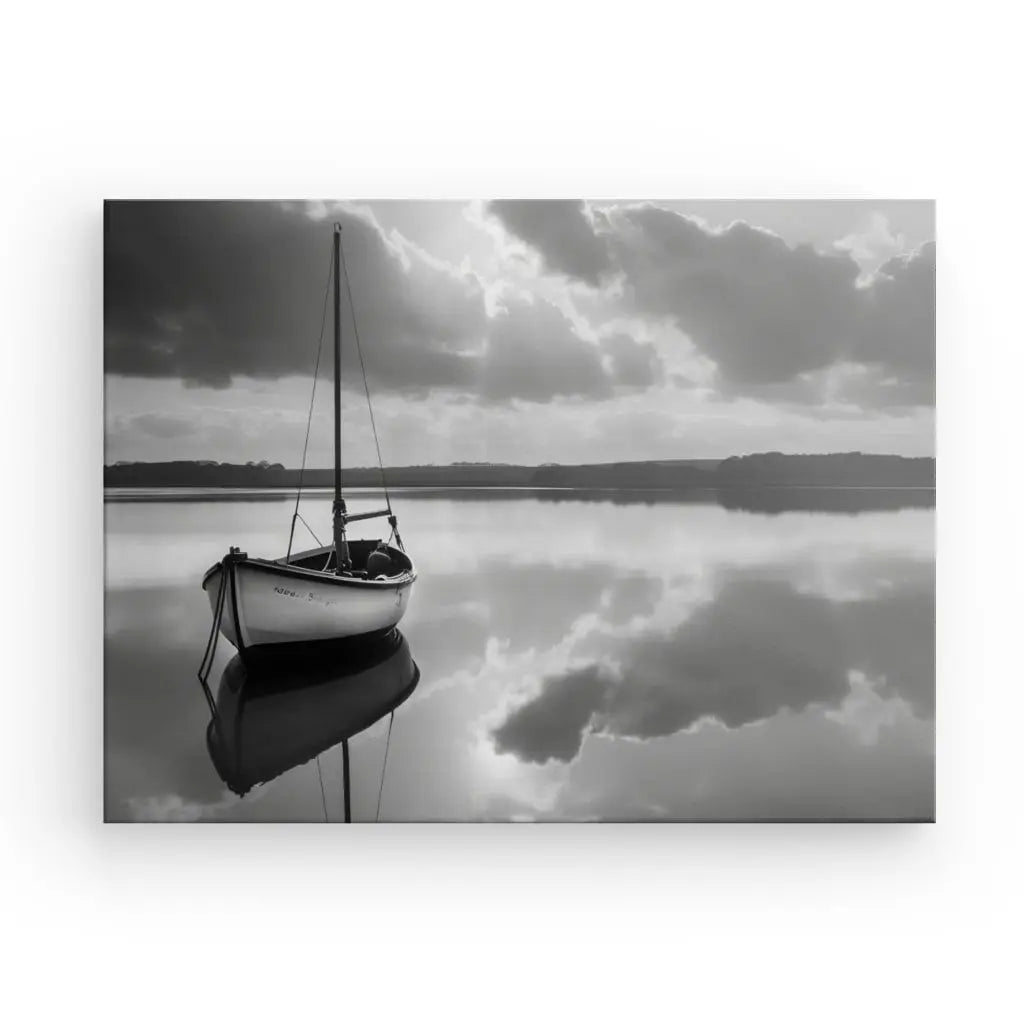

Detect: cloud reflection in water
105,493,934,821
492,573,933,769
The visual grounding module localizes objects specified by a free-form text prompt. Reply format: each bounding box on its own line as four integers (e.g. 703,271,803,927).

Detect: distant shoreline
104,453,936,491
103,482,936,515
104,483,938,496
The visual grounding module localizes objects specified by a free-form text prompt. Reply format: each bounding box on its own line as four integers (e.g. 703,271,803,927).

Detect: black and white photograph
103,199,935,822
13,3,1024,1019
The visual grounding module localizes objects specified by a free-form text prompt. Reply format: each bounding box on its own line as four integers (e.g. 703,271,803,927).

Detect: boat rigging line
337,230,393,516
316,755,329,822
294,511,322,547
375,709,396,822
286,241,333,560
286,224,401,558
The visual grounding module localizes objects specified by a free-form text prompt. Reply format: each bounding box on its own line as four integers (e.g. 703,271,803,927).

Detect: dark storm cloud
853,242,936,398
487,200,612,285
106,201,657,402
491,575,934,764
479,298,663,402
611,209,863,385
481,297,612,402
600,332,664,388
493,202,935,408
105,201,486,391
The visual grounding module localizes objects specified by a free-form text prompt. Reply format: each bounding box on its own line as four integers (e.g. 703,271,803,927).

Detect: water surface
104,488,935,821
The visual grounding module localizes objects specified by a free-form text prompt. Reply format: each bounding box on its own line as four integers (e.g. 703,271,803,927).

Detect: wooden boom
343,508,393,524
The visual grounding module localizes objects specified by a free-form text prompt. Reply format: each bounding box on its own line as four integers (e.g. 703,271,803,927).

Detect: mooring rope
287,241,334,561
197,557,229,686
375,710,396,822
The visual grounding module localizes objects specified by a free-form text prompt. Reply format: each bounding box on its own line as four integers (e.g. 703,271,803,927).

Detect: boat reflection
201,629,419,819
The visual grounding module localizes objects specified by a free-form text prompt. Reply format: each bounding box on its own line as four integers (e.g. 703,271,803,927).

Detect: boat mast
332,223,350,570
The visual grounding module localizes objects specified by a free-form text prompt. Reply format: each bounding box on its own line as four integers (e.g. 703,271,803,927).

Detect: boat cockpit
282,540,413,580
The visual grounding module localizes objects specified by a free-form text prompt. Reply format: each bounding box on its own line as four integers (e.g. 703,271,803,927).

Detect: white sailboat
200,222,416,656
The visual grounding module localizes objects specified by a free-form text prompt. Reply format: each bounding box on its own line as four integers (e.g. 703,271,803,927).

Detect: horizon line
104,451,937,470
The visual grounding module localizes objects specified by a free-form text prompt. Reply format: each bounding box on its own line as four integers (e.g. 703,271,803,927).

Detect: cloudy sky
104,199,934,466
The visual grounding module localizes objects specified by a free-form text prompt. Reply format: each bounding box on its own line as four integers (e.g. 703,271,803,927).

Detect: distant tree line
529,462,710,489
714,452,935,487
103,461,536,488
104,453,934,490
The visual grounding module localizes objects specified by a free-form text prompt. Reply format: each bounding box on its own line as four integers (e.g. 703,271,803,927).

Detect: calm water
104,488,935,822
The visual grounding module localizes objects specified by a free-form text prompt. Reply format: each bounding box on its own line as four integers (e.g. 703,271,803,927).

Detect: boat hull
203,554,415,650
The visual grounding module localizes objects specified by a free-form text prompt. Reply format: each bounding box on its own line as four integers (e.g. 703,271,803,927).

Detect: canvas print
104,200,935,822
